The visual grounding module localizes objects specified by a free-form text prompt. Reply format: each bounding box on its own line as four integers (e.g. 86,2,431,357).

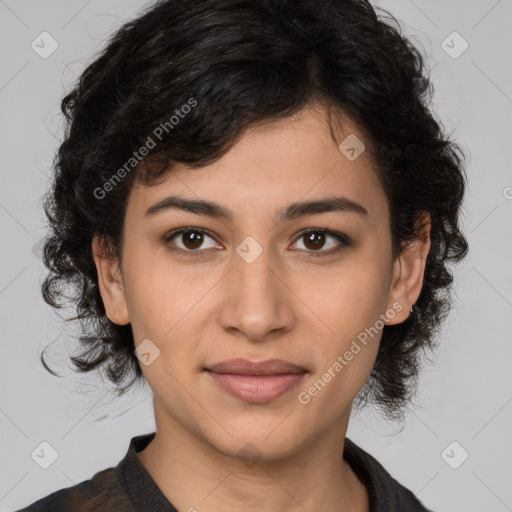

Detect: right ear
91,234,130,325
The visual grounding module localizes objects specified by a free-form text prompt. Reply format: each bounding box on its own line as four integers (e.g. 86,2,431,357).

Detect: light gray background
0,1,511,511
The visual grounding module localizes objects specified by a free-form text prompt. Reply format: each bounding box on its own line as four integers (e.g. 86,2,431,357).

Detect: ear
385,211,431,325
92,234,130,326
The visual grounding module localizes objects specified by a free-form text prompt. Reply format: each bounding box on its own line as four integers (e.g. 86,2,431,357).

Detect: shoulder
344,437,436,512
13,466,132,512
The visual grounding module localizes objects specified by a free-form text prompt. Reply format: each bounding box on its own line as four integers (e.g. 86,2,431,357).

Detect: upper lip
205,358,307,376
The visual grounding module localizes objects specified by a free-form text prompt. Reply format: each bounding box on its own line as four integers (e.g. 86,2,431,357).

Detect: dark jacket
15,432,434,511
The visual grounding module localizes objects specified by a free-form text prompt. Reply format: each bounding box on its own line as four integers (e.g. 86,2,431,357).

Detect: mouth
203,358,307,404
204,358,307,376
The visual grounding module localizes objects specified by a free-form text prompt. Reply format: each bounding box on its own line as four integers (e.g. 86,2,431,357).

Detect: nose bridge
218,238,294,339
236,240,276,296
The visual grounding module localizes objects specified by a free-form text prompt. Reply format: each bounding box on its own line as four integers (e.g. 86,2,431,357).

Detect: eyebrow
145,195,368,221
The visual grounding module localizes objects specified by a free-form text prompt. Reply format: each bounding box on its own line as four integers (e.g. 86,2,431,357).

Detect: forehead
126,103,387,222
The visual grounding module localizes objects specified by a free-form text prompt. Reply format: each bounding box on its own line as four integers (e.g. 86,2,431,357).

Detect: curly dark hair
40,0,469,420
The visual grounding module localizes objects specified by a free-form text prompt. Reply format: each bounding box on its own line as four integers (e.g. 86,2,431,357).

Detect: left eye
291,229,350,255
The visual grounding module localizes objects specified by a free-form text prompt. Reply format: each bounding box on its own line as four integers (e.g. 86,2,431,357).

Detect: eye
163,227,351,258
291,229,351,256
163,227,221,256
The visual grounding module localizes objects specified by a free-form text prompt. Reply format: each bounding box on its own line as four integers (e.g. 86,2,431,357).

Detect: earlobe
385,212,431,325
92,235,131,326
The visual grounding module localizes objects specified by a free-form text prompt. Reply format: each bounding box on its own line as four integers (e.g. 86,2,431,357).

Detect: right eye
163,227,222,257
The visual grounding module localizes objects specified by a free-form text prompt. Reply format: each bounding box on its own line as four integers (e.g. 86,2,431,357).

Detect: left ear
385,211,431,325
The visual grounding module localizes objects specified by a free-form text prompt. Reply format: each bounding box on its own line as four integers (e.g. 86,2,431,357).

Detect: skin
93,101,430,512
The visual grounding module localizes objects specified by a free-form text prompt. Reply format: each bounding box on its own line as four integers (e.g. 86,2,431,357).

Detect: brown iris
303,231,326,251
181,230,205,250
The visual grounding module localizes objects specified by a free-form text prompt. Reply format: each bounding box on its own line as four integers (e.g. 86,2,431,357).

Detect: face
93,102,429,462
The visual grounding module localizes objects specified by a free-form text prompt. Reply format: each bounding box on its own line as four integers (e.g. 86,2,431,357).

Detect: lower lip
206,371,306,403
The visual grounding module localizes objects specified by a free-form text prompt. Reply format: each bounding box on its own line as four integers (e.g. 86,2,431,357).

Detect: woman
17,0,468,510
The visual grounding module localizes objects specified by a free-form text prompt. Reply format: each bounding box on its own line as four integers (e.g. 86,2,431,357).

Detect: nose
217,244,296,342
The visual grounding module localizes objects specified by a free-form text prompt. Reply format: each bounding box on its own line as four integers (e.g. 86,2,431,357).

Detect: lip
205,358,307,376
204,358,307,404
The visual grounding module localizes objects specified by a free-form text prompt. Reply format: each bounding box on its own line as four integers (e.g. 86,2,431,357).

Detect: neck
137,401,369,512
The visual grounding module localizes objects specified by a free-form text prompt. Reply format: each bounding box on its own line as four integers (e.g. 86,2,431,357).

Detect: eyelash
162,227,351,258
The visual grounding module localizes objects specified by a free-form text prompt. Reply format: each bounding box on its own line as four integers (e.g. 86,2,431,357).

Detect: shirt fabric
15,431,434,512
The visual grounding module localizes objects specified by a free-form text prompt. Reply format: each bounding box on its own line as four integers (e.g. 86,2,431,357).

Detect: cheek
296,258,389,336
302,303,382,412
122,254,213,370
293,253,388,382
121,250,178,341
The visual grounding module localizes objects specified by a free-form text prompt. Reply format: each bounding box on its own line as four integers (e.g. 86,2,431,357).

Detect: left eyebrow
144,195,368,221
279,196,368,221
